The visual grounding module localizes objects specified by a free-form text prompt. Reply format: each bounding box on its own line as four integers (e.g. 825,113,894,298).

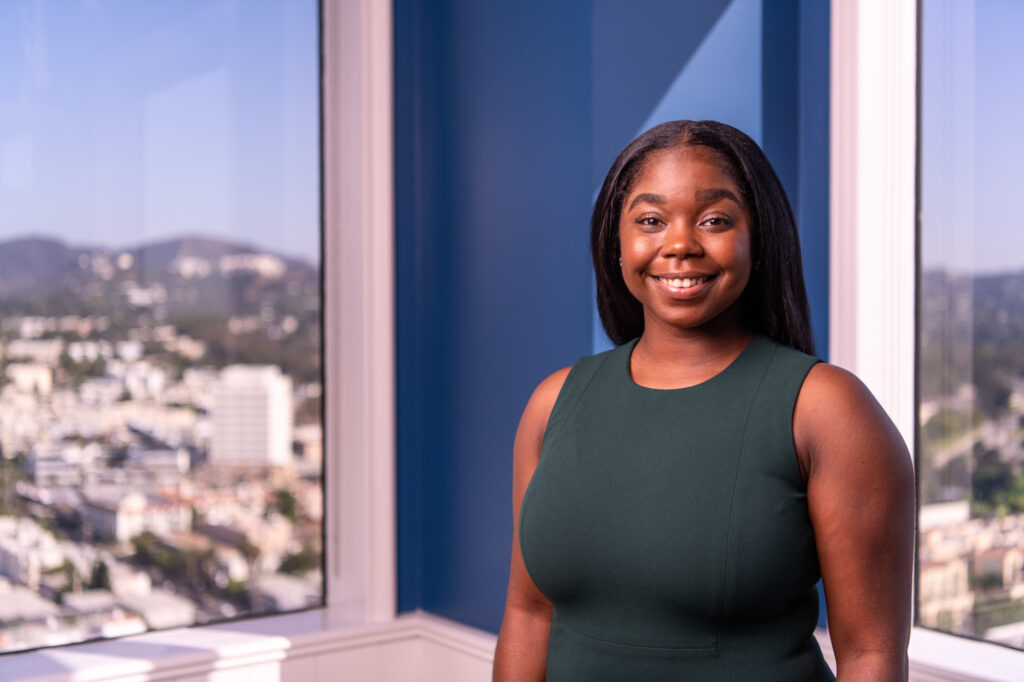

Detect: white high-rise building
210,365,292,466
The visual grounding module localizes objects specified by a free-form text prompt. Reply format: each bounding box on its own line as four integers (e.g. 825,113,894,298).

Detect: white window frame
831,1,1024,679
0,0,398,677
322,0,396,623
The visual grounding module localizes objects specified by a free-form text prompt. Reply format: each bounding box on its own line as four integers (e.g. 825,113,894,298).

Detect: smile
648,273,716,301
652,275,711,289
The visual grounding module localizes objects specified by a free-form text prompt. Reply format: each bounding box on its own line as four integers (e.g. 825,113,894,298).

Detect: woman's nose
661,222,703,259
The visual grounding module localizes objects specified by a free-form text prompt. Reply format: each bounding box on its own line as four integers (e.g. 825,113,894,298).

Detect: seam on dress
554,615,718,655
718,343,777,624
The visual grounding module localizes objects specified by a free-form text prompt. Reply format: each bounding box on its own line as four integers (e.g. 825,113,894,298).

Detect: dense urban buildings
0,238,323,654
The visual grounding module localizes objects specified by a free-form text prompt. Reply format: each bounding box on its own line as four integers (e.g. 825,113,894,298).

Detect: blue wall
395,0,830,633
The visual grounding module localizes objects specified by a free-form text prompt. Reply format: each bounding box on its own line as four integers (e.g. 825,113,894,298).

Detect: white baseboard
7,611,1016,681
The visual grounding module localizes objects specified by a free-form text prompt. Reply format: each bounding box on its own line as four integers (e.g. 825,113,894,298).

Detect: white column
829,0,917,448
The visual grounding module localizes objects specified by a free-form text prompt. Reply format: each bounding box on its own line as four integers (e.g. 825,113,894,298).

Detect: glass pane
0,0,322,654
919,0,1024,649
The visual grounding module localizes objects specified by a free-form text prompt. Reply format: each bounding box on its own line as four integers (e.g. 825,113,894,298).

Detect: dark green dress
519,336,835,680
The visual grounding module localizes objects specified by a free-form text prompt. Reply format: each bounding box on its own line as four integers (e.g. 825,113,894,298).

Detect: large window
0,0,323,654
917,0,1024,652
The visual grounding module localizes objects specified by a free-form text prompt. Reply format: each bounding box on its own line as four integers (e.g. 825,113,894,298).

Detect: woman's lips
649,273,715,299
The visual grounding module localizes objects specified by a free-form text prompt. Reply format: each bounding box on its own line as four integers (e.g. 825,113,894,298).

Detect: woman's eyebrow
627,192,667,211
696,188,742,206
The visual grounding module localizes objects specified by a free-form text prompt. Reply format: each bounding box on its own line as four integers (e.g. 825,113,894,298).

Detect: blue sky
1,0,1017,273
0,0,319,263
921,0,1024,275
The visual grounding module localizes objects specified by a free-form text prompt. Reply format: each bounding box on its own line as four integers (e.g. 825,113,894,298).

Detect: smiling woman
591,121,815,356
493,120,915,681
618,145,753,352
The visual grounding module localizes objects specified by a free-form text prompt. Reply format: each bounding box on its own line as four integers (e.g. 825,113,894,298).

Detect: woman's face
618,145,753,336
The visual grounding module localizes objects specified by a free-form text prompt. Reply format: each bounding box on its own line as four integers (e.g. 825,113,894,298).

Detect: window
832,0,1024,677
0,0,324,654
918,0,1024,651
0,0,394,676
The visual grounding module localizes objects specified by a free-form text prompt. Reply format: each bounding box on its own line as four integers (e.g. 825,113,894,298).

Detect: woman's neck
629,318,756,390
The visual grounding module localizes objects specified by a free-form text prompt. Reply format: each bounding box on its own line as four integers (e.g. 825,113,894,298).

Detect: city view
0,236,323,653
918,270,1024,648
917,0,1024,650
0,0,321,655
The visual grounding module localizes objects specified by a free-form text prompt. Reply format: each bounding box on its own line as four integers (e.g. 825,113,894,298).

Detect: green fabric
519,336,835,680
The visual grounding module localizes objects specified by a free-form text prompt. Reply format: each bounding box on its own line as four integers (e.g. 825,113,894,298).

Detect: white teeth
661,276,708,289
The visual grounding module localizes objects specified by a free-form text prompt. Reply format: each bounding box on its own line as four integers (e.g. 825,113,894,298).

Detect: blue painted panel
395,0,594,631
590,0,733,188
640,0,763,143
432,0,596,629
762,0,799,201
395,0,453,612
395,0,831,634
798,0,830,359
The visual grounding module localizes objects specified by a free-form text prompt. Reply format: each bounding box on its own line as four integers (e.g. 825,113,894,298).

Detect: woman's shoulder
799,362,875,412
519,366,571,432
514,366,573,468
530,366,573,409
794,361,910,475
796,362,883,437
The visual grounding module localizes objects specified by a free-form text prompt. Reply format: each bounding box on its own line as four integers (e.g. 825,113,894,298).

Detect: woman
493,121,914,681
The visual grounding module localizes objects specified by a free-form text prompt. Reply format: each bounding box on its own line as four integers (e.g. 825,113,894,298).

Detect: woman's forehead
628,146,742,197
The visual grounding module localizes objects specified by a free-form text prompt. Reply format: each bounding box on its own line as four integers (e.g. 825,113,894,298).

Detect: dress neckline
622,334,766,393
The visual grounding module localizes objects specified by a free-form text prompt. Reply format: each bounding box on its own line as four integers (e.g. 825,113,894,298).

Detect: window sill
0,610,496,682
908,628,1024,682
818,625,1024,681
1,609,375,681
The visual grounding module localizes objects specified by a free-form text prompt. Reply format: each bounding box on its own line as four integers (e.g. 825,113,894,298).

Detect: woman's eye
701,216,731,229
637,215,662,228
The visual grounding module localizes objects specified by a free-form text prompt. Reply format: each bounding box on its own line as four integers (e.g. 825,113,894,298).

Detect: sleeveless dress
518,335,835,680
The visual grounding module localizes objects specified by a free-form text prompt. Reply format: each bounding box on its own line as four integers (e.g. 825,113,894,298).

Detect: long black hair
591,120,816,355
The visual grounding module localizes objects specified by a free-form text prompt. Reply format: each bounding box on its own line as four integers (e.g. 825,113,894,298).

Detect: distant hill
132,236,257,271
127,235,316,275
0,235,319,318
0,237,88,295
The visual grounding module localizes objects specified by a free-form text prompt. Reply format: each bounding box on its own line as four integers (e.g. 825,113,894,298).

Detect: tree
273,489,298,523
279,545,319,576
238,536,261,564
972,447,1011,513
132,531,159,563
46,558,79,593
88,560,111,590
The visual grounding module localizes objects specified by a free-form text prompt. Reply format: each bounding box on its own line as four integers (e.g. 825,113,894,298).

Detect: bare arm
794,364,915,682
492,368,570,682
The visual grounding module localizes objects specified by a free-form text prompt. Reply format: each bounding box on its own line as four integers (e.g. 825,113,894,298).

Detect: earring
618,257,622,267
